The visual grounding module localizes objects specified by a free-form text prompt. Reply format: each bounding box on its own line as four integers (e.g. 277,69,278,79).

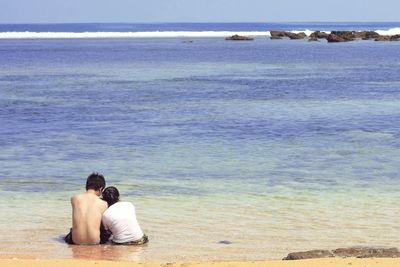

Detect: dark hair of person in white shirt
102,186,120,207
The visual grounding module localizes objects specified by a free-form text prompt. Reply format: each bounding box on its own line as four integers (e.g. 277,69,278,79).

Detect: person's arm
70,196,76,227
100,221,111,244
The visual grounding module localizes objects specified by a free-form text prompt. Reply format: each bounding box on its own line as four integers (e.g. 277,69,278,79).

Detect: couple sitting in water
64,173,148,245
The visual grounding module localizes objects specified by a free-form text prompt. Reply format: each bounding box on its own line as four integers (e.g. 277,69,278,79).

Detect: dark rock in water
333,247,400,258
375,35,391,41
359,31,380,40
331,31,356,39
328,31,357,42
218,240,232,245
327,34,349,42
283,250,334,260
225,34,254,41
270,31,306,40
270,31,287,38
353,31,366,39
327,31,379,42
286,32,307,40
310,31,330,40
367,31,381,39
268,29,397,43
390,34,400,41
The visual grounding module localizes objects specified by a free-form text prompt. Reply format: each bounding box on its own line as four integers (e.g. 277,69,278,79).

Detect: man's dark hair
86,172,106,191
102,186,120,207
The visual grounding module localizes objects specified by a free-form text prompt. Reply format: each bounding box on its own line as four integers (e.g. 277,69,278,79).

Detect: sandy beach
2,258,400,267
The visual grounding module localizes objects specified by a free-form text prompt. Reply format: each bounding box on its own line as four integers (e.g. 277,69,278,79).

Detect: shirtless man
64,173,109,245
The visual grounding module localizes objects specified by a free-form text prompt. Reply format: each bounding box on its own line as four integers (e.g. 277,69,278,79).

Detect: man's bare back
65,173,108,245
71,190,108,244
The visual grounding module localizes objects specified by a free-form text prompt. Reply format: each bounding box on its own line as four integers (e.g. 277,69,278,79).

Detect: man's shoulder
71,193,83,203
96,198,108,206
95,198,108,211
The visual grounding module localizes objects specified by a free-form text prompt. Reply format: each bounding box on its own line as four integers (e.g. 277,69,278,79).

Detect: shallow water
0,24,400,262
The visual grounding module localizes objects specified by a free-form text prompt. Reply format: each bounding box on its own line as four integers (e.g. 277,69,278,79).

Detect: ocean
0,22,400,262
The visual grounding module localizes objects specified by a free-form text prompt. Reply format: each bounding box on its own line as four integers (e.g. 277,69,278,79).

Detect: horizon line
0,21,399,25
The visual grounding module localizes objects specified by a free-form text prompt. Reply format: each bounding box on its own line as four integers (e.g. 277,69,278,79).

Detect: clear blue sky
1,0,399,23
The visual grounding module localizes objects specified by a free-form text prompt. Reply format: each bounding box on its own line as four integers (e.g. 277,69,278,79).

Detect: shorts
64,224,111,245
112,234,149,246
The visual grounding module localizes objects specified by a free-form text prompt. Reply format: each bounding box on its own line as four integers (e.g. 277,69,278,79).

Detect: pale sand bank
2,258,400,267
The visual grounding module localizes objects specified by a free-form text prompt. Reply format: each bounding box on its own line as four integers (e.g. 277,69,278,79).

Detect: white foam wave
0,31,270,39
290,29,319,36
375,27,400,36
1,28,398,39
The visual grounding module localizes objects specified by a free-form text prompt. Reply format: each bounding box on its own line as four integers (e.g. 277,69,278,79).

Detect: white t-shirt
102,201,144,243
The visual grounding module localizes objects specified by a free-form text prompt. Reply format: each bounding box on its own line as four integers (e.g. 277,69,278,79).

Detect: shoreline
2,258,400,267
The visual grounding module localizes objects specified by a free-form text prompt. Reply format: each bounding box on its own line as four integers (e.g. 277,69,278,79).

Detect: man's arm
99,200,110,244
100,222,111,244
70,196,75,226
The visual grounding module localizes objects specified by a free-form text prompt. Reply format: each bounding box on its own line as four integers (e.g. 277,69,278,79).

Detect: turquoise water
0,23,400,261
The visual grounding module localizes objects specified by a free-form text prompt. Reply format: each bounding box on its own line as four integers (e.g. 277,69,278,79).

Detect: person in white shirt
101,186,148,245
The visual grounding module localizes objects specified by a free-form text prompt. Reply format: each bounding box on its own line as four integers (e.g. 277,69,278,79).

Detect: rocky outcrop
360,31,380,40
270,31,306,40
310,31,330,39
286,32,307,39
333,247,400,258
390,34,400,41
326,34,349,42
309,30,380,42
327,31,357,42
225,35,254,41
270,31,287,38
284,247,400,260
375,35,391,41
269,29,399,42
374,34,400,41
283,250,334,260
309,31,329,41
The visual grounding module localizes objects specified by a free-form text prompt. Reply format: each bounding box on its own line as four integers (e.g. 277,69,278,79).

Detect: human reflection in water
71,244,145,261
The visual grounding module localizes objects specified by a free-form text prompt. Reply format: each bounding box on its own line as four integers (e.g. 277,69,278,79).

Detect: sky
0,0,399,23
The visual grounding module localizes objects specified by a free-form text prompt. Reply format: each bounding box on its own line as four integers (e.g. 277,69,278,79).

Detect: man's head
102,186,120,207
86,173,106,194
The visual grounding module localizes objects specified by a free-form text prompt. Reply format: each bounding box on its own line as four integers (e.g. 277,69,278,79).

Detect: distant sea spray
0,31,269,39
0,28,399,39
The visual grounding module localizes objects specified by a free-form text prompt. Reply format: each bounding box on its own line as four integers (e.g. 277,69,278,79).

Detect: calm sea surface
0,23,400,262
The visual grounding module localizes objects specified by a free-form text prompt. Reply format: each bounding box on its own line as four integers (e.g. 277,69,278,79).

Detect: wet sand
2,258,400,267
